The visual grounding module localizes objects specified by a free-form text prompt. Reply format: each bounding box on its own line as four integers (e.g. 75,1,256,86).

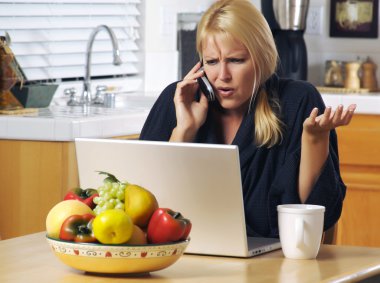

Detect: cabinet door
336,115,380,247
0,140,78,240
0,134,139,240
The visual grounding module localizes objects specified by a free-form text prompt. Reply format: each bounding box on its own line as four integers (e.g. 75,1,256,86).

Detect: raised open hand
303,104,356,136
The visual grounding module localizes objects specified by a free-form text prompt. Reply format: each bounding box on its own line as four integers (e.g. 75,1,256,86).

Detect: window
0,0,141,84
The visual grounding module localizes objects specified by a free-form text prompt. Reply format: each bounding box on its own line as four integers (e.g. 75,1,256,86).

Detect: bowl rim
46,234,190,248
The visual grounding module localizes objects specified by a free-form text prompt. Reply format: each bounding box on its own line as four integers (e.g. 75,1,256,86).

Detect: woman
140,0,356,237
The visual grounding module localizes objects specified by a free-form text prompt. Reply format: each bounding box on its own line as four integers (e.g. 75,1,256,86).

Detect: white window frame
0,0,143,96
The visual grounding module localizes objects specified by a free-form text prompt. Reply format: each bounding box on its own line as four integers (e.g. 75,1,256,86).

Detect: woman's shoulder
278,78,319,99
159,81,178,99
149,81,179,109
277,78,324,108
139,81,178,140
163,81,179,92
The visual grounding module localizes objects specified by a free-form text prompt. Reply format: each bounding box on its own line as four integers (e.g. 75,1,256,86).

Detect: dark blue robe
139,75,345,238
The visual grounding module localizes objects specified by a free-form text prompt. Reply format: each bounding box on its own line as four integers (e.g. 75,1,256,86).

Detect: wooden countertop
1,232,380,283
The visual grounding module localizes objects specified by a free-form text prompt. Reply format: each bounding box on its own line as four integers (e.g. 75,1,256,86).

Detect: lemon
92,209,133,244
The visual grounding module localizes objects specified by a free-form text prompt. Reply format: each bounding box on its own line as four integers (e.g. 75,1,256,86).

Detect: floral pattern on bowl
46,236,190,273
48,237,187,258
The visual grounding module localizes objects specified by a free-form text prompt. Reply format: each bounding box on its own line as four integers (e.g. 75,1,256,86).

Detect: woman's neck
212,107,245,144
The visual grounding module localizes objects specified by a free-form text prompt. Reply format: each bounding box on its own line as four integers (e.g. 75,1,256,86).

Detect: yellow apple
124,184,159,228
92,209,134,244
46,200,95,239
125,225,148,245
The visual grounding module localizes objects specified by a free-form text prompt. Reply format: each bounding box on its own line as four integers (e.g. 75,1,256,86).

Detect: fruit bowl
46,236,190,274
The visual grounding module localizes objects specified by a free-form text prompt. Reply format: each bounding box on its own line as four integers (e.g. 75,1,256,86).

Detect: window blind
0,0,141,82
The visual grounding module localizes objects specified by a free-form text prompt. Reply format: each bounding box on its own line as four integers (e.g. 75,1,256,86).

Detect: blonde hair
196,0,283,147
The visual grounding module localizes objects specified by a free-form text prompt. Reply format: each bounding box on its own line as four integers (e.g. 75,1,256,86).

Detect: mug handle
296,218,304,248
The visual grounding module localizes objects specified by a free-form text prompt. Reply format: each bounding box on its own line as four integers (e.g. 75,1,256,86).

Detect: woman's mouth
217,87,234,98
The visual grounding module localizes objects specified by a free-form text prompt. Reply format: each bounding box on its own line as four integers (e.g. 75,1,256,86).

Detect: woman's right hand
170,62,209,142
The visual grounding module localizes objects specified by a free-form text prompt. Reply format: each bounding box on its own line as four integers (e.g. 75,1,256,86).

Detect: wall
143,0,216,92
144,0,380,92
305,0,380,86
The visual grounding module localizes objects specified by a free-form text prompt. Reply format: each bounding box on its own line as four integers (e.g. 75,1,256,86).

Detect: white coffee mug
277,204,325,260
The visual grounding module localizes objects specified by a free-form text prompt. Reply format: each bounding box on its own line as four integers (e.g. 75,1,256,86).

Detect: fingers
189,61,202,73
341,104,356,125
176,78,198,90
332,105,343,125
305,104,356,135
176,61,210,103
199,92,209,107
347,104,357,111
322,104,356,128
319,106,332,126
183,61,204,80
310,107,319,117
174,79,198,103
306,107,319,128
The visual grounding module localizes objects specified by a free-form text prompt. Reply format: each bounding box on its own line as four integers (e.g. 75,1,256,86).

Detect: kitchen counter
321,92,380,114
1,232,380,283
0,93,157,141
0,92,379,141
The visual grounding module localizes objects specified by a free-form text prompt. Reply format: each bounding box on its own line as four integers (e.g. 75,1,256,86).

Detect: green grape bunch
92,171,129,215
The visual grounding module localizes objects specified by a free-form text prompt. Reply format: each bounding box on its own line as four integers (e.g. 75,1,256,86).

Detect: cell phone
197,67,215,101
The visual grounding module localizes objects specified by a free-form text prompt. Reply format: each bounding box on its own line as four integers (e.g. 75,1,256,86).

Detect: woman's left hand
303,104,356,137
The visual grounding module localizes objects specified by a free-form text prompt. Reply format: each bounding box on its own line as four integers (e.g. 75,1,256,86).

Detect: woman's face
202,33,255,114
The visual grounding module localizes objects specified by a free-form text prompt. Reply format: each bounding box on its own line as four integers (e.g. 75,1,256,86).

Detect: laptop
75,138,281,257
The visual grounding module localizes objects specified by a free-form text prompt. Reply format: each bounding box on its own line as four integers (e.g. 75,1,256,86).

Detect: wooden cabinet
335,114,380,247
0,135,139,240
0,140,78,240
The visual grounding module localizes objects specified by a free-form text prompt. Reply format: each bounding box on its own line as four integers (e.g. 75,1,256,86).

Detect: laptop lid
75,138,279,257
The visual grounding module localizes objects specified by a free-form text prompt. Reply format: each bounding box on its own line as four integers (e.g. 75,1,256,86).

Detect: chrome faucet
81,25,122,105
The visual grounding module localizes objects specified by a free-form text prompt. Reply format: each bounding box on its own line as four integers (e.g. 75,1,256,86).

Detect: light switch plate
306,6,323,35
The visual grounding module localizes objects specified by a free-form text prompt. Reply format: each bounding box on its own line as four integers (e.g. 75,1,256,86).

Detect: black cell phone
197,67,215,101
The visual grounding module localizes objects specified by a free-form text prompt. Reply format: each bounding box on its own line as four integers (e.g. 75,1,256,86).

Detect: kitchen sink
24,93,157,119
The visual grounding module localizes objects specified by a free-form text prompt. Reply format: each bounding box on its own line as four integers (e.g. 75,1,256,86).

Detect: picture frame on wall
329,0,379,38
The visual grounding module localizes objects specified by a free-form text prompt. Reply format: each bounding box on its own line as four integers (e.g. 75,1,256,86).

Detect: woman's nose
218,63,232,81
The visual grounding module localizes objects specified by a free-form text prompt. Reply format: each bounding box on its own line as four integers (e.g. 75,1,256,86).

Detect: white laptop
75,138,281,257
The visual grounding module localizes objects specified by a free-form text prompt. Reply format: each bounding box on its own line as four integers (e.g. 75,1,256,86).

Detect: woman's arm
298,104,356,203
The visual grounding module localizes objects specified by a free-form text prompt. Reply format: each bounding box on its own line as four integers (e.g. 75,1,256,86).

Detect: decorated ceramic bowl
46,236,189,274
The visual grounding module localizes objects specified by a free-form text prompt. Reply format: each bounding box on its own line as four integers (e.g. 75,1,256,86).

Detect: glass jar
0,35,25,110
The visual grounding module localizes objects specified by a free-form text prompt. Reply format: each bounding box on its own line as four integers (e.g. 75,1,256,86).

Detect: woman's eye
205,60,217,65
230,58,245,63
